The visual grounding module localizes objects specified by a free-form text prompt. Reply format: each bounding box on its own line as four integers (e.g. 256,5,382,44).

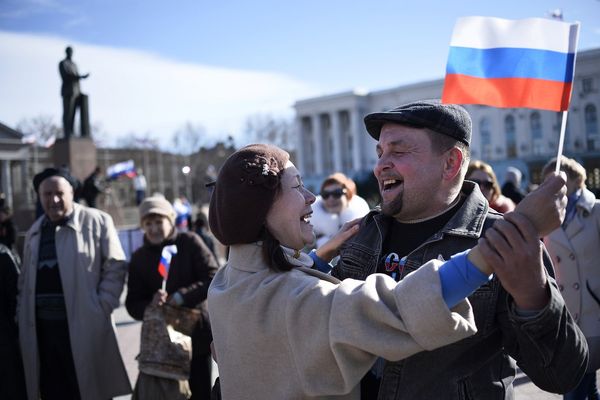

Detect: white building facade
294,48,600,195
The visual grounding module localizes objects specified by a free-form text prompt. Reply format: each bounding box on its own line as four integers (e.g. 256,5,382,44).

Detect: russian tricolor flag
442,17,580,111
106,160,137,180
158,244,178,279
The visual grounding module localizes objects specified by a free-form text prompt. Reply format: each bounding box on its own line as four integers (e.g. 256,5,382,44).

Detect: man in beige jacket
18,167,131,400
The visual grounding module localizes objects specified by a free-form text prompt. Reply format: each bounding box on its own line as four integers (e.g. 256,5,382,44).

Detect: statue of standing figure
59,46,90,139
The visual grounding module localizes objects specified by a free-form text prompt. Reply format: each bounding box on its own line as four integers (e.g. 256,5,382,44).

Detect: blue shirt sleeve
438,250,492,308
309,250,332,273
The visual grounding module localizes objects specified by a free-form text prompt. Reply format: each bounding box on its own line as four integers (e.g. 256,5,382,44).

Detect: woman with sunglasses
311,172,370,248
467,160,516,213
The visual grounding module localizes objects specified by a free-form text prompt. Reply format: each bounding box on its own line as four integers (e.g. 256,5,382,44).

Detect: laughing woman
207,144,566,400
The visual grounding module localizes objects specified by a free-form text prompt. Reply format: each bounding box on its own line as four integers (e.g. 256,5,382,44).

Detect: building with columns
294,48,600,196
0,122,32,210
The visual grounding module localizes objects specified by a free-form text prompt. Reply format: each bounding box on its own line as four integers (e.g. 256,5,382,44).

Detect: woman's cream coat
544,187,600,371
208,244,478,400
17,203,131,400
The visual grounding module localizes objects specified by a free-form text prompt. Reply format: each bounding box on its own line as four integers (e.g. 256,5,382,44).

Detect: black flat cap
33,167,78,193
364,99,472,146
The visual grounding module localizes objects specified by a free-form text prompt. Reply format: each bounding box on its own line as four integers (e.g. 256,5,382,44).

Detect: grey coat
544,187,600,371
18,203,131,400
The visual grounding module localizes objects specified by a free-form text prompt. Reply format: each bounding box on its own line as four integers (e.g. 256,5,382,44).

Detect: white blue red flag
442,16,580,111
158,244,178,279
106,160,136,180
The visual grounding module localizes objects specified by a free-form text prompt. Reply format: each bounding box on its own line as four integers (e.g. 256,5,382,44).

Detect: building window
582,77,594,94
505,115,517,158
530,112,542,138
530,112,544,155
589,168,600,193
586,104,599,151
555,112,572,150
480,118,492,160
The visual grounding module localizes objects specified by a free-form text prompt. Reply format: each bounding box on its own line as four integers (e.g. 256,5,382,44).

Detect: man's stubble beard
381,190,403,217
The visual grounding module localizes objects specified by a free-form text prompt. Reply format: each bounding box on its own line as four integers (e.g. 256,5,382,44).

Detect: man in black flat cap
331,100,588,399
17,168,131,400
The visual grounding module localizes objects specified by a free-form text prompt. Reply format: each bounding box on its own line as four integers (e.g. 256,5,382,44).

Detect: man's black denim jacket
332,181,588,400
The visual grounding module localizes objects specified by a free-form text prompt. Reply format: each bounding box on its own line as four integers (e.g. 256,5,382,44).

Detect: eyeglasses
471,179,494,190
321,188,346,200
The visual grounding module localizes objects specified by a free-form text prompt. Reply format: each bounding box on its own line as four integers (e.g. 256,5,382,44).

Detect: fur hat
209,144,289,245
139,196,176,226
364,99,472,145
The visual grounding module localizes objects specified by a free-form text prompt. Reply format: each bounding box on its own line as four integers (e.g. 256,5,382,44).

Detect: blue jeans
564,372,600,400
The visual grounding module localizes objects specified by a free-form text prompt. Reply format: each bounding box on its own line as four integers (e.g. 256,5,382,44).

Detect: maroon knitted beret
209,144,290,245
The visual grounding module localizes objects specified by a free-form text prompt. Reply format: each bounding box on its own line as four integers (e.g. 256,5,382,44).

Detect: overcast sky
1,0,599,147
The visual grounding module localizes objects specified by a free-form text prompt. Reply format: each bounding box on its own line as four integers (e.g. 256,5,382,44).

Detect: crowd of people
0,99,598,400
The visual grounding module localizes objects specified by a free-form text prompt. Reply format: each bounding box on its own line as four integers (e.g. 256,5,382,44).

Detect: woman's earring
294,249,300,259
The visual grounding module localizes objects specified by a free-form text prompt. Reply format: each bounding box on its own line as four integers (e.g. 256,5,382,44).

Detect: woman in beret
207,144,565,400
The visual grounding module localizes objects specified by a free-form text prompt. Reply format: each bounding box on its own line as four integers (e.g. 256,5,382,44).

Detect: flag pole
555,21,581,174
554,110,569,174
162,278,166,292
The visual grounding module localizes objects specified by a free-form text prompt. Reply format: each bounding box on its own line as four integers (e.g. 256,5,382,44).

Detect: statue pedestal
53,137,97,181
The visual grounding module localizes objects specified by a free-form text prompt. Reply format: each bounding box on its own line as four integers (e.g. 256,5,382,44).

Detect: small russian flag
442,16,580,111
106,160,137,180
158,245,178,279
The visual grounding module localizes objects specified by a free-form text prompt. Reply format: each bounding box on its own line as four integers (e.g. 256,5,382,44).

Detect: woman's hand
315,218,361,262
150,289,168,306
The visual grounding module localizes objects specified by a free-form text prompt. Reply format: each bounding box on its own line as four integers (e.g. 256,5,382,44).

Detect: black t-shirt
362,198,465,399
378,198,464,281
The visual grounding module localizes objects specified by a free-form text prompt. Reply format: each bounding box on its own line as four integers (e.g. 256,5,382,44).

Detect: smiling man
332,100,588,400
17,167,130,400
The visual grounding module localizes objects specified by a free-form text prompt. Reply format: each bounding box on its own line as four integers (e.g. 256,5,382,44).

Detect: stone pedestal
53,137,97,181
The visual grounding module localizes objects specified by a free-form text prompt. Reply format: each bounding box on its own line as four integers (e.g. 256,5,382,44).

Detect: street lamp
182,165,192,203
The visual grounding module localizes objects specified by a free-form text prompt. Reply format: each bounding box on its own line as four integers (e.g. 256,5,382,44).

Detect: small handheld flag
442,16,580,112
158,244,178,287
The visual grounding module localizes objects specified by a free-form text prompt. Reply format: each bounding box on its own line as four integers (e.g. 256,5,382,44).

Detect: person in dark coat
194,212,220,265
0,243,27,399
0,205,16,250
501,166,527,204
82,166,105,208
126,196,219,399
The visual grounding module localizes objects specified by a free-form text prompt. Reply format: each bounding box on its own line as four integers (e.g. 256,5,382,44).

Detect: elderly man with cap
126,196,218,399
331,100,588,399
17,167,130,400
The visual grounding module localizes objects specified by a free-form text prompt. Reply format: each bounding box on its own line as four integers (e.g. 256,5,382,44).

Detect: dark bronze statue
59,46,90,139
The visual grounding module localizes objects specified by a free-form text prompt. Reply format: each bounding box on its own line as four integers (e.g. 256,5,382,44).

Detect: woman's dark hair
261,228,295,272
260,173,296,272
